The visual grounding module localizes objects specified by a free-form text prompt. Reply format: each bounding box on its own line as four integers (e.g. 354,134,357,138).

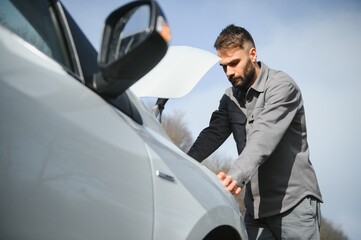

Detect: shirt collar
249,61,268,93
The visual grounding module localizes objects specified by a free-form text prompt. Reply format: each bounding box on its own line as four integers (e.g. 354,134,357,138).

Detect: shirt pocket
248,108,263,124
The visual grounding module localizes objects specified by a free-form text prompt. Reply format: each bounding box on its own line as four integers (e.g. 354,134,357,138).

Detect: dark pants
245,196,321,240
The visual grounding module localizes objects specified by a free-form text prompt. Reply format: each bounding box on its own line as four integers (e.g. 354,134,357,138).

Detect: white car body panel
0,2,248,238
1,28,154,239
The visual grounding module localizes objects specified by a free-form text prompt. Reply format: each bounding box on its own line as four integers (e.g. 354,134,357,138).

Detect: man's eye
229,61,238,67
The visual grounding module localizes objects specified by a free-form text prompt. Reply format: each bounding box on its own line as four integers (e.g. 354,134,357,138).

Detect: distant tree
320,218,348,240
161,111,193,153
201,153,232,173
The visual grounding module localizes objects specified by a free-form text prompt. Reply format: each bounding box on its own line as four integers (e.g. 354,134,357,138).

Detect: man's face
218,47,256,90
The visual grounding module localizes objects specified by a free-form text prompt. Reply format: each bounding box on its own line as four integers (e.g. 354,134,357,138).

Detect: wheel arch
203,225,242,240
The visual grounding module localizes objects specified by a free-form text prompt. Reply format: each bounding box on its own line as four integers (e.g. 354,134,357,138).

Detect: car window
0,0,73,72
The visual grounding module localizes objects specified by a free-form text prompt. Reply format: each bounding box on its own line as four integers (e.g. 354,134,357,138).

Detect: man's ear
249,47,257,63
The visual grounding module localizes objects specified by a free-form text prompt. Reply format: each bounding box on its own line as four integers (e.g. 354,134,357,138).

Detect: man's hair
214,24,255,50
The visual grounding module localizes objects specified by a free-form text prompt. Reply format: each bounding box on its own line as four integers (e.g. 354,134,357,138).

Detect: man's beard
229,59,255,91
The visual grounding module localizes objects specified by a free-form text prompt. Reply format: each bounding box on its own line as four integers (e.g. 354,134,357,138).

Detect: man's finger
223,175,233,187
217,171,226,180
227,180,238,191
217,173,241,195
234,187,241,195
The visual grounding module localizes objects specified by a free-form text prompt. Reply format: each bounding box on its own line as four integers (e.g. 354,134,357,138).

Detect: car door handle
156,170,175,182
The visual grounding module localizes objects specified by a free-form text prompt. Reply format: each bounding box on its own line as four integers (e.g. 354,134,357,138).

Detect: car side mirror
93,1,171,98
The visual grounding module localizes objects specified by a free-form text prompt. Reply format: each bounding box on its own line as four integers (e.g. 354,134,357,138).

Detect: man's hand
217,171,242,195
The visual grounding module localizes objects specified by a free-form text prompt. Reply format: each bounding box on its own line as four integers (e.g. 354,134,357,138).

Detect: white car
0,0,248,239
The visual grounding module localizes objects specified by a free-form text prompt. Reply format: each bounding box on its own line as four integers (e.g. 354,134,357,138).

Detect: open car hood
130,46,220,98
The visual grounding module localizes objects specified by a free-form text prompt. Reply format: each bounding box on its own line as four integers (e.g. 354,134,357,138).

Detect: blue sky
62,0,361,238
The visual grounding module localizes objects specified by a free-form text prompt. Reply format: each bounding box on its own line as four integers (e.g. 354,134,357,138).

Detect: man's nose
226,66,235,78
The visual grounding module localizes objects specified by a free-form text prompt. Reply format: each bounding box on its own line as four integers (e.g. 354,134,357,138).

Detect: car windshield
0,0,73,71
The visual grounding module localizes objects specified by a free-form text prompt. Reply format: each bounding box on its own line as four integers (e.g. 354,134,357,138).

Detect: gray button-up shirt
228,62,322,219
